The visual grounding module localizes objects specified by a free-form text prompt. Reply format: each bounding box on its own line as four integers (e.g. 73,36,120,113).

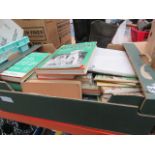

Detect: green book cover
39,42,97,69
1,52,49,77
7,82,22,91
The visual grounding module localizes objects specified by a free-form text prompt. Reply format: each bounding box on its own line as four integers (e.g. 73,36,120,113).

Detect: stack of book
75,73,101,98
0,52,49,91
22,42,97,99
94,74,141,102
35,42,97,79
0,42,143,103
88,47,143,102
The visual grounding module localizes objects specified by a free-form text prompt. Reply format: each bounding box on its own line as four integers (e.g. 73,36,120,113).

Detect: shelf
0,110,122,135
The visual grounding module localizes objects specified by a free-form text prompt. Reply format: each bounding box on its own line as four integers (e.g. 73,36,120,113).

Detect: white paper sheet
89,47,136,77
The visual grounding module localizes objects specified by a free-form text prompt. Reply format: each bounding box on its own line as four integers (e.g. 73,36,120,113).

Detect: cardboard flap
133,21,155,69
124,43,155,116
145,20,155,56
38,43,56,53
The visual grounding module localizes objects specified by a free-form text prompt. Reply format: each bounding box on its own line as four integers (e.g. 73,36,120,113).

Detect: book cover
38,42,96,69
22,80,82,99
101,87,141,94
97,82,138,87
0,52,49,78
94,75,139,83
88,48,136,77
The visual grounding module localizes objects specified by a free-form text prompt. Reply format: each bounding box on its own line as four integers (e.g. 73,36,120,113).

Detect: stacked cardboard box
14,19,72,48
55,19,71,45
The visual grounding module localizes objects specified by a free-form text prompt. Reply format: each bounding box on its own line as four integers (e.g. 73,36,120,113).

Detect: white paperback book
88,47,136,77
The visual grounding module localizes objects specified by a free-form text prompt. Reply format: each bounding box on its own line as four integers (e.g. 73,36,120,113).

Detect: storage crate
131,27,149,42
0,36,30,64
1,44,155,135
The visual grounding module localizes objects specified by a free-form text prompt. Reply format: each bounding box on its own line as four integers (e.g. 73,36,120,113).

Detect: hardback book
35,42,97,75
37,74,75,80
0,52,49,82
22,79,82,99
75,73,94,84
82,83,101,96
101,87,141,94
97,81,138,87
94,75,139,84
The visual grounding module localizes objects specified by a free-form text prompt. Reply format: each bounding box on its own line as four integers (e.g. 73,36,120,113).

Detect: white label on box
0,96,14,103
147,83,155,94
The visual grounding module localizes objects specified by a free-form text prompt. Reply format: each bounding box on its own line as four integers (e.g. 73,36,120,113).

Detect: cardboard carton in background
14,19,72,48
55,19,72,45
60,34,72,45
56,19,70,36
14,19,60,48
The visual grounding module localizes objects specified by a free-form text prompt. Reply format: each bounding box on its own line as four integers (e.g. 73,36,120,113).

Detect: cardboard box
56,19,70,30
14,19,72,47
38,43,56,53
145,20,155,56
54,19,71,45
14,19,60,48
58,26,70,38
56,20,70,34
0,19,23,46
60,34,72,45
